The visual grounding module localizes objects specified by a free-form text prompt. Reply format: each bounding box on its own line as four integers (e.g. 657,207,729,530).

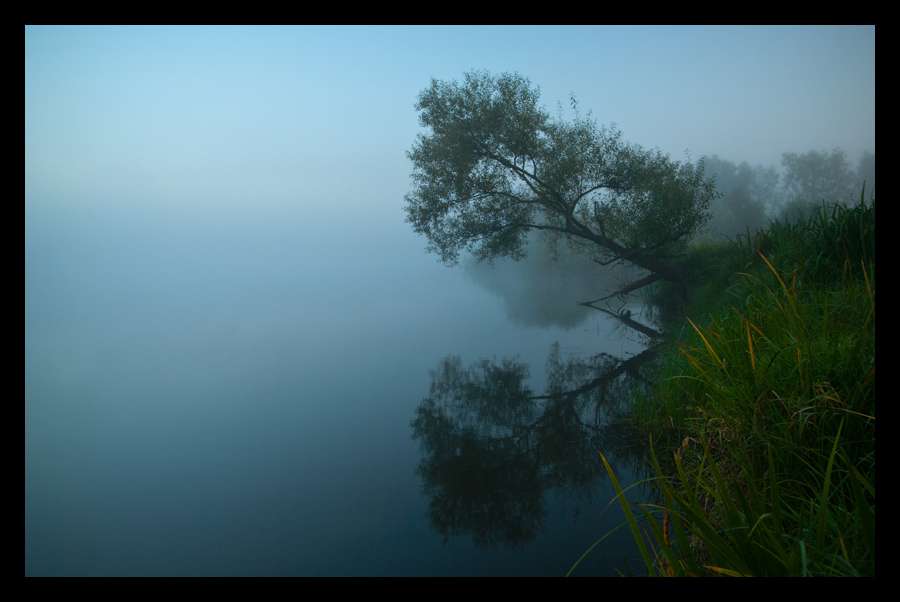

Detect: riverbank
601,195,875,576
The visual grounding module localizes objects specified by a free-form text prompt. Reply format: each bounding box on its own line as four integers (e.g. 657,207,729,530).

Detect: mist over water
25,200,657,576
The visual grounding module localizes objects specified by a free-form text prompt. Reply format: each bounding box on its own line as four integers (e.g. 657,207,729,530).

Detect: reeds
584,427,875,577
573,193,875,576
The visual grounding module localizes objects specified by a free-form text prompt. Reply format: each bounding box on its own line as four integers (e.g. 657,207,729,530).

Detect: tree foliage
856,151,876,198
702,155,779,238
404,71,719,282
779,148,857,220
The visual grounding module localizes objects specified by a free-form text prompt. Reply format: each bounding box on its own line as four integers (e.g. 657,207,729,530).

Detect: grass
571,192,875,576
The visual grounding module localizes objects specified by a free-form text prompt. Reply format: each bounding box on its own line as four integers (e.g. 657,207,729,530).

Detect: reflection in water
411,340,660,549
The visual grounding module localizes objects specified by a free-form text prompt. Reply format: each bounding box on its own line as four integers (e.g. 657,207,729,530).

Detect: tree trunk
560,221,689,283
631,255,689,283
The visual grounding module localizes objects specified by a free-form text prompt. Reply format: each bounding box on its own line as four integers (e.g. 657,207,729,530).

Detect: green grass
572,193,875,576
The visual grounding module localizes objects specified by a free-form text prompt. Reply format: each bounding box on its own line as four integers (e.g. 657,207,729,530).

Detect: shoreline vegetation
397,71,874,575
573,191,875,576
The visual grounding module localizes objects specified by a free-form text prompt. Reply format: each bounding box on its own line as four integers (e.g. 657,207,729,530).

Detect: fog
26,196,653,575
25,25,875,576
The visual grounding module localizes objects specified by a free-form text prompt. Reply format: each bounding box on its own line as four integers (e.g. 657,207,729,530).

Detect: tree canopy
404,71,719,285
702,155,777,239
778,148,861,220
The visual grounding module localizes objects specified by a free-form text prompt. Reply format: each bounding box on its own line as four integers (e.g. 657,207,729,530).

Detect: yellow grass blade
686,317,726,372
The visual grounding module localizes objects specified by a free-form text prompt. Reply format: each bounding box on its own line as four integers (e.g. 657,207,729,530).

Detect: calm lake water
25,201,660,576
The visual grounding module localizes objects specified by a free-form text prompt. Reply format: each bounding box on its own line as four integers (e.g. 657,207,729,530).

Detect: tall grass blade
596,451,656,574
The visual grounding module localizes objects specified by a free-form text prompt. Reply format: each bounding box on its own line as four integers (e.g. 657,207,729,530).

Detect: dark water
25,202,660,576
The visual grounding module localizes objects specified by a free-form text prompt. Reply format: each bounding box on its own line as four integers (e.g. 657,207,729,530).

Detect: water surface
25,202,659,576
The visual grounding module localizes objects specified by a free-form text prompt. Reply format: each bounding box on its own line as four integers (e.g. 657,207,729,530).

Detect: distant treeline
701,149,875,240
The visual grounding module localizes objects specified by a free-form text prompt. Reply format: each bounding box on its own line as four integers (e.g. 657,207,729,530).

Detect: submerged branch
579,273,662,307
582,304,666,341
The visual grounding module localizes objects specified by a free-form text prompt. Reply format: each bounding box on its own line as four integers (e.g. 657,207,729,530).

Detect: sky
25,25,875,221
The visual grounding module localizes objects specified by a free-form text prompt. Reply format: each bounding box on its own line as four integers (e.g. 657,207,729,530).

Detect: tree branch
578,273,662,306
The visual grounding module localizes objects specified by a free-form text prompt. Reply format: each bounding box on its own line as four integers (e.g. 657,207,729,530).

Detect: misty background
25,26,875,576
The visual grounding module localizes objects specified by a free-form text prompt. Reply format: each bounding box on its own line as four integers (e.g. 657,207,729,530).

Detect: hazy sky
25,25,875,219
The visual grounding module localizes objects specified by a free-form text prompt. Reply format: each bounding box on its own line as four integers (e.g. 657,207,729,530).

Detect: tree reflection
411,340,659,549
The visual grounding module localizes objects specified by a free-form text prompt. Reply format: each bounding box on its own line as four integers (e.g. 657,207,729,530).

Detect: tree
403,71,719,293
779,148,855,220
855,151,875,201
702,155,776,239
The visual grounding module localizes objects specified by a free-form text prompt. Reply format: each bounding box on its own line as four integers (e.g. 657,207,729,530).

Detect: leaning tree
404,71,719,300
